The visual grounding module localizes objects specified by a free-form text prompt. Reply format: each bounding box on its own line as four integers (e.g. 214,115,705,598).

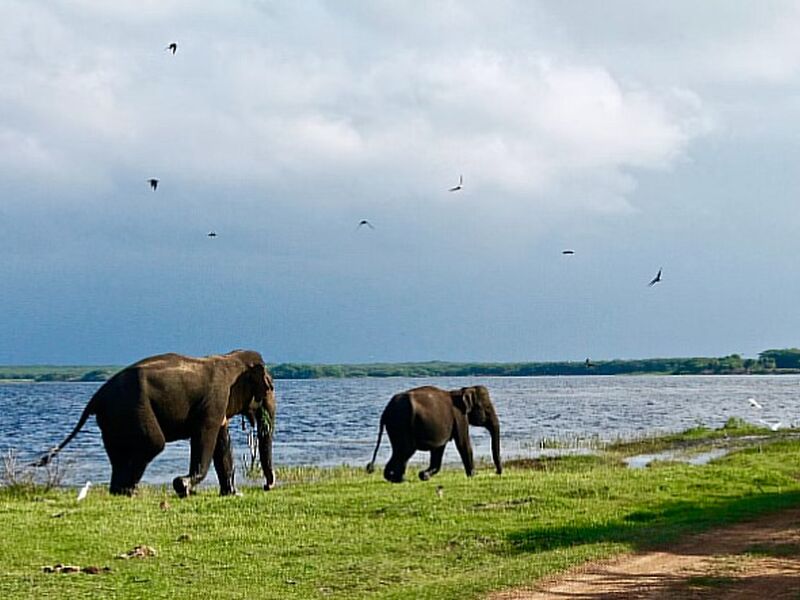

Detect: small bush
0,448,65,496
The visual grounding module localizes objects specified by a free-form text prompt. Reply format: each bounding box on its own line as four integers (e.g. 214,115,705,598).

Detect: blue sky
2,1,800,364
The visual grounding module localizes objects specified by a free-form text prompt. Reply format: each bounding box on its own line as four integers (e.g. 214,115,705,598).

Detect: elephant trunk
256,401,275,490
488,416,502,475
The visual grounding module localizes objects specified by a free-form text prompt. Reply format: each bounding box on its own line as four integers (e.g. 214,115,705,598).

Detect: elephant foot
173,477,191,498
418,470,431,481
109,485,136,497
264,469,276,490
219,485,239,497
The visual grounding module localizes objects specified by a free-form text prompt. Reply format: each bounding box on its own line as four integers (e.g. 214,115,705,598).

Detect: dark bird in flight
562,249,575,255
207,231,217,238
166,42,178,54
585,358,594,369
357,219,375,230
148,178,159,191
448,175,463,192
648,267,663,287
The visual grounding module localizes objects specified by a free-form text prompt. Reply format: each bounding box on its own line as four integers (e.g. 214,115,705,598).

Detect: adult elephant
35,350,276,497
366,385,502,483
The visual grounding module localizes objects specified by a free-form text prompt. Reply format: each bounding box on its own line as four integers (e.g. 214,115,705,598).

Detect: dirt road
489,508,800,599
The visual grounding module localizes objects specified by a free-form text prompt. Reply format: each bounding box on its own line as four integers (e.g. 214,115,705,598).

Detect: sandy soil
489,508,800,599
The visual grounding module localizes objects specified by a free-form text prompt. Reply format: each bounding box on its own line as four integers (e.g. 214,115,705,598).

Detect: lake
1,375,798,488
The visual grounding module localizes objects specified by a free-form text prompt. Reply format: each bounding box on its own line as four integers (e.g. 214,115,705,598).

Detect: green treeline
3,348,800,382
0,365,119,382
269,350,790,379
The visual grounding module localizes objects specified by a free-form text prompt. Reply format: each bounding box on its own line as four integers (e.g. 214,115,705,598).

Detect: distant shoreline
2,348,800,381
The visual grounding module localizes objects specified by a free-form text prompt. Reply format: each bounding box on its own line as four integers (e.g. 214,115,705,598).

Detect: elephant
35,350,276,497
366,385,502,483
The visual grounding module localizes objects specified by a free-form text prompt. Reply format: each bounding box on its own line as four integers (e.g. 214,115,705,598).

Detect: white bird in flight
448,175,463,192
758,419,783,431
748,397,763,410
77,481,92,502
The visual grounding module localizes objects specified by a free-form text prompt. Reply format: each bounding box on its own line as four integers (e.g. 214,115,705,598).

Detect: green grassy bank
2,433,800,599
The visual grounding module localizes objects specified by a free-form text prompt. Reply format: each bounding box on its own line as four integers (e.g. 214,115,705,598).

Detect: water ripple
1,375,798,487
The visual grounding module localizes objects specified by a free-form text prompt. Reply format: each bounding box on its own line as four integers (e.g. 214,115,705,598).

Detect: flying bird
77,481,92,502
207,231,217,238
648,267,662,287
748,397,763,410
562,250,575,255
448,175,463,192
166,42,178,54
585,358,594,369
148,178,159,191
758,419,783,431
357,219,375,230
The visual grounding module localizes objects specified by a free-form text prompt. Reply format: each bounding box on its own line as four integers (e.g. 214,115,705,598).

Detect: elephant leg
212,424,237,496
453,434,475,477
173,426,218,498
109,460,136,496
419,446,445,481
109,455,155,496
384,443,415,483
105,430,164,496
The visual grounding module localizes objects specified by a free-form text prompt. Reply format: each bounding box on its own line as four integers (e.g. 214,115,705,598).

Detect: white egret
77,481,92,502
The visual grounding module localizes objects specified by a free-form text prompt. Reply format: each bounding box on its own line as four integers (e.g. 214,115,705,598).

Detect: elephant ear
453,387,476,414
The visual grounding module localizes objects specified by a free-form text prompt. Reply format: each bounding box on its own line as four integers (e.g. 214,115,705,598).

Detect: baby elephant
366,385,502,483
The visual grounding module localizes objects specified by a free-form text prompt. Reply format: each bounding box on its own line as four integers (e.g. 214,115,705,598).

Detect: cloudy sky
2,1,800,365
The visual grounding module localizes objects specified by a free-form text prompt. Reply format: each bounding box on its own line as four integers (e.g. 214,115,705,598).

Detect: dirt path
489,508,800,599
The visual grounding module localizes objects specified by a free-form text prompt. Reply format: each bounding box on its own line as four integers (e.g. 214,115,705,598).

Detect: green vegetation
2,348,800,381
605,417,777,455
0,365,118,382
269,351,781,379
2,430,800,599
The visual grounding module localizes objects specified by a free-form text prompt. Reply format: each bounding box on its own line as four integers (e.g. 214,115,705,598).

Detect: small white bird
448,175,463,192
748,397,763,410
77,481,92,502
758,419,783,431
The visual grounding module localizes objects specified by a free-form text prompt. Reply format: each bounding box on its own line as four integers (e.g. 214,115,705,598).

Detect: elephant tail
32,393,99,467
365,418,385,474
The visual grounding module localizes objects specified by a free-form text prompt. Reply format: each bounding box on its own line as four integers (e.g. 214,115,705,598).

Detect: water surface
1,375,797,487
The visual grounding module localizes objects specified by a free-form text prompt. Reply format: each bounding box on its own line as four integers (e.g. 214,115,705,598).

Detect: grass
2,434,800,599
605,417,793,455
